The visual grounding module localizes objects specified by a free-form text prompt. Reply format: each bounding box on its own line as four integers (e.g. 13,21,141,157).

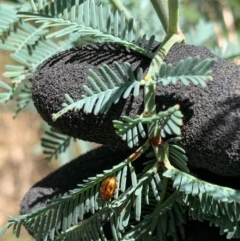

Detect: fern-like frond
0,157,133,240
164,168,240,203
143,139,188,175
156,57,217,87
12,78,32,117
0,3,21,38
18,0,156,58
113,115,147,148
0,20,48,53
0,149,168,241
185,20,215,46
215,40,240,60
152,201,186,241
164,168,240,239
1,14,81,106
113,104,183,148
0,3,49,60
169,144,189,173
41,127,73,162
0,7,17,36
8,39,64,70
52,62,143,121
107,160,167,238
151,104,183,138
0,80,13,103
122,191,186,241
53,208,111,241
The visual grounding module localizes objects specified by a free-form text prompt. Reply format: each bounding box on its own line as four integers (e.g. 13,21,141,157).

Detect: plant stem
150,0,169,33
128,140,150,162
143,82,156,116
168,0,180,34
161,141,172,169
147,33,184,77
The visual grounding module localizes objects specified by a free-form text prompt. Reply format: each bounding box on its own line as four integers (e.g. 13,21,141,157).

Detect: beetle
100,176,117,201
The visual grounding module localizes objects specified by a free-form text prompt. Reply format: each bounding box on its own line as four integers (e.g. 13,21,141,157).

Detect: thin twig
168,0,179,34
150,0,169,33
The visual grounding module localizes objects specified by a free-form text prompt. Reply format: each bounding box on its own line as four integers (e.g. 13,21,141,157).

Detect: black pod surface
32,43,240,176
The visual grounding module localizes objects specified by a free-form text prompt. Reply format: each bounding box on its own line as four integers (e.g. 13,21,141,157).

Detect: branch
150,0,169,33
168,0,179,34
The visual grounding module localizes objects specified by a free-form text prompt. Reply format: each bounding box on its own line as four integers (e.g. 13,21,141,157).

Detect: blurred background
0,0,239,240
0,51,49,241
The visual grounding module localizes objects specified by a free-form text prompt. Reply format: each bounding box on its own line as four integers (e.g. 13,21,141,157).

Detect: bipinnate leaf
0,3,83,115
113,105,183,148
164,168,240,239
18,0,155,58
113,117,146,148
0,157,140,241
52,63,143,121
148,104,183,138
157,56,217,87
0,80,12,103
169,144,189,173
41,127,73,162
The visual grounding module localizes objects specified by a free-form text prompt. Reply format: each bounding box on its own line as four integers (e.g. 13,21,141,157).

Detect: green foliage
113,105,183,148
0,0,239,241
41,127,74,162
13,78,32,117
0,142,188,241
215,40,240,60
157,56,217,87
0,3,82,109
164,168,240,238
0,157,147,240
184,20,216,46
0,3,21,36
121,192,186,241
168,144,189,173
18,0,156,58
0,80,13,103
52,62,144,121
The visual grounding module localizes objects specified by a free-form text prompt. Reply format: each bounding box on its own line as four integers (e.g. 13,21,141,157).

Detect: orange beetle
100,176,117,201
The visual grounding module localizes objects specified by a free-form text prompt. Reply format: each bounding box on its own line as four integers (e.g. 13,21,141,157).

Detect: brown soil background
0,49,97,241
0,50,52,240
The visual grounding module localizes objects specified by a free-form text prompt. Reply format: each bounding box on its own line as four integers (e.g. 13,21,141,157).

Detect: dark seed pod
32,42,240,176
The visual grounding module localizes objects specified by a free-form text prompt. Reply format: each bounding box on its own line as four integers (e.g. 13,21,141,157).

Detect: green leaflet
121,192,186,241
164,168,240,238
0,0,227,240
13,78,33,118
113,105,183,148
18,0,155,58
52,63,143,121
157,56,217,87
0,158,135,240
41,127,73,162
0,80,13,103
169,144,189,172
164,168,240,202
0,5,82,112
